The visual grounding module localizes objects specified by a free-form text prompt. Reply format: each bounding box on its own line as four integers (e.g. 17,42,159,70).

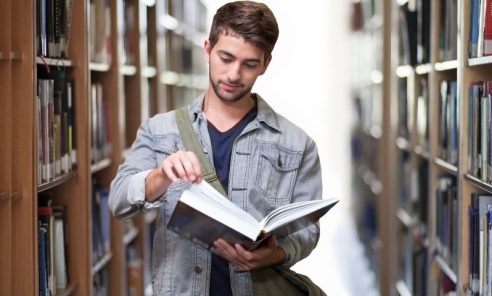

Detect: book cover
167,182,338,251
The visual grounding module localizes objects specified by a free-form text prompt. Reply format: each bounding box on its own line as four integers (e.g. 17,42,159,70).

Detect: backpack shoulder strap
175,107,227,196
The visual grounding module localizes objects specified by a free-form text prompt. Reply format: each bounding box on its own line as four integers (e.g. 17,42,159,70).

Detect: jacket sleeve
108,119,164,220
278,140,323,267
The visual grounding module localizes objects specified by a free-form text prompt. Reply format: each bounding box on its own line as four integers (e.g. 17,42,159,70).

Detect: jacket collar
189,92,281,132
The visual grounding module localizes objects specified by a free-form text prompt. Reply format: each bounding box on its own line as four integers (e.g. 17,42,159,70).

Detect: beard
210,73,252,103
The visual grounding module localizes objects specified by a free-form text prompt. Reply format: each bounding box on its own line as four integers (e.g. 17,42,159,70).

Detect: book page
182,182,261,239
260,198,339,234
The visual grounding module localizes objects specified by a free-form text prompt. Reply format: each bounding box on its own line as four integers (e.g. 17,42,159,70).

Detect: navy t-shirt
208,105,257,296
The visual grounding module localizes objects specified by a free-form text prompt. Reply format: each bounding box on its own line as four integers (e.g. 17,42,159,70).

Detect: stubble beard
210,74,252,103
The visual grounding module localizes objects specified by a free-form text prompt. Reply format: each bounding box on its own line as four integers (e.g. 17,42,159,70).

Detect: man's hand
145,150,202,202
214,234,286,271
160,150,203,183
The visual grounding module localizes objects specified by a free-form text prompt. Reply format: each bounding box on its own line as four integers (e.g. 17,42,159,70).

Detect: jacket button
194,266,202,273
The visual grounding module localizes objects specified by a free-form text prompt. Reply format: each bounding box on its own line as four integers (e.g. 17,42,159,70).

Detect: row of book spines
89,0,112,64
438,80,458,166
36,77,77,185
397,77,429,148
398,0,492,63
399,230,427,295
469,0,492,58
468,193,492,295
36,0,73,58
38,201,69,295
467,80,492,182
90,82,112,164
433,175,459,271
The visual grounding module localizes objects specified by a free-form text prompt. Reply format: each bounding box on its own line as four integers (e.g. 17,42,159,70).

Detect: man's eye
245,63,257,69
220,57,231,63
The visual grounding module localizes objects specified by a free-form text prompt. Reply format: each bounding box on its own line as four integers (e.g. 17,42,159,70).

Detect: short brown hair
208,1,279,60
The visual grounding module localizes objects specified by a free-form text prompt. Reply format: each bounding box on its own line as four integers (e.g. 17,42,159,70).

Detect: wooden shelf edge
89,62,111,72
36,57,75,67
433,254,457,284
38,172,76,192
123,226,139,246
468,55,492,67
56,281,79,296
90,158,112,174
120,65,137,76
395,280,412,296
396,137,411,151
433,158,458,175
413,145,431,159
434,60,458,72
464,174,492,193
92,251,113,275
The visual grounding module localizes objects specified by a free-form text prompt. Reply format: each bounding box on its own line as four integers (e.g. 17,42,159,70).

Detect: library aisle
293,204,380,296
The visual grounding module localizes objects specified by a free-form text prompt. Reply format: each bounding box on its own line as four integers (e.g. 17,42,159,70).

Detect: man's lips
222,82,241,91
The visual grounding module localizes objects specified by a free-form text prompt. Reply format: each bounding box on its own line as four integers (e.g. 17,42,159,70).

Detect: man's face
204,34,271,103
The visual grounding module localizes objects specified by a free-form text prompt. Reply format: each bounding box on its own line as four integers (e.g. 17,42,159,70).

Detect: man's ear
204,40,211,63
260,55,272,75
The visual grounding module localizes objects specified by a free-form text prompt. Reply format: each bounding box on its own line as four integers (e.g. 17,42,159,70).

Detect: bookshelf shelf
37,173,76,192
120,65,137,76
396,208,415,228
434,60,458,72
465,174,492,193
141,66,157,78
36,57,75,67
56,282,79,296
396,280,412,296
433,255,457,284
90,158,112,174
89,62,111,72
123,226,139,246
433,158,458,175
92,251,113,276
468,56,492,66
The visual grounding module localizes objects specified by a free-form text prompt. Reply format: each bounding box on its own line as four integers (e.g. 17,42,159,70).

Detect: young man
109,1,324,295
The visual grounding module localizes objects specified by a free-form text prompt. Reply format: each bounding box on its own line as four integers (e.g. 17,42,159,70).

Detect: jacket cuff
128,169,164,210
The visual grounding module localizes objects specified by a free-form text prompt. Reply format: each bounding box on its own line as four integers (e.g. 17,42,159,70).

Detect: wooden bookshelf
350,0,398,294
1,0,208,294
353,0,492,294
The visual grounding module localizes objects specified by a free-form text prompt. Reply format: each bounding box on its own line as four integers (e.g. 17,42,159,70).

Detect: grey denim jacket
108,93,323,295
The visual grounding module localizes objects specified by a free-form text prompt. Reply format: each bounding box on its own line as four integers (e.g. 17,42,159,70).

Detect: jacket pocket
255,142,301,205
152,133,187,203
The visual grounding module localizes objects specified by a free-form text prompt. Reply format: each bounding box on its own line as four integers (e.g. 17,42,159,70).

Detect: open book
167,181,339,251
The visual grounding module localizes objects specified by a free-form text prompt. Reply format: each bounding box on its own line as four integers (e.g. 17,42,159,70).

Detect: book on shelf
91,179,112,264
470,0,480,57
416,0,431,64
53,205,69,289
468,81,484,178
469,193,492,295
36,0,74,58
37,70,77,184
89,0,112,64
167,182,339,251
38,206,56,295
416,77,429,149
